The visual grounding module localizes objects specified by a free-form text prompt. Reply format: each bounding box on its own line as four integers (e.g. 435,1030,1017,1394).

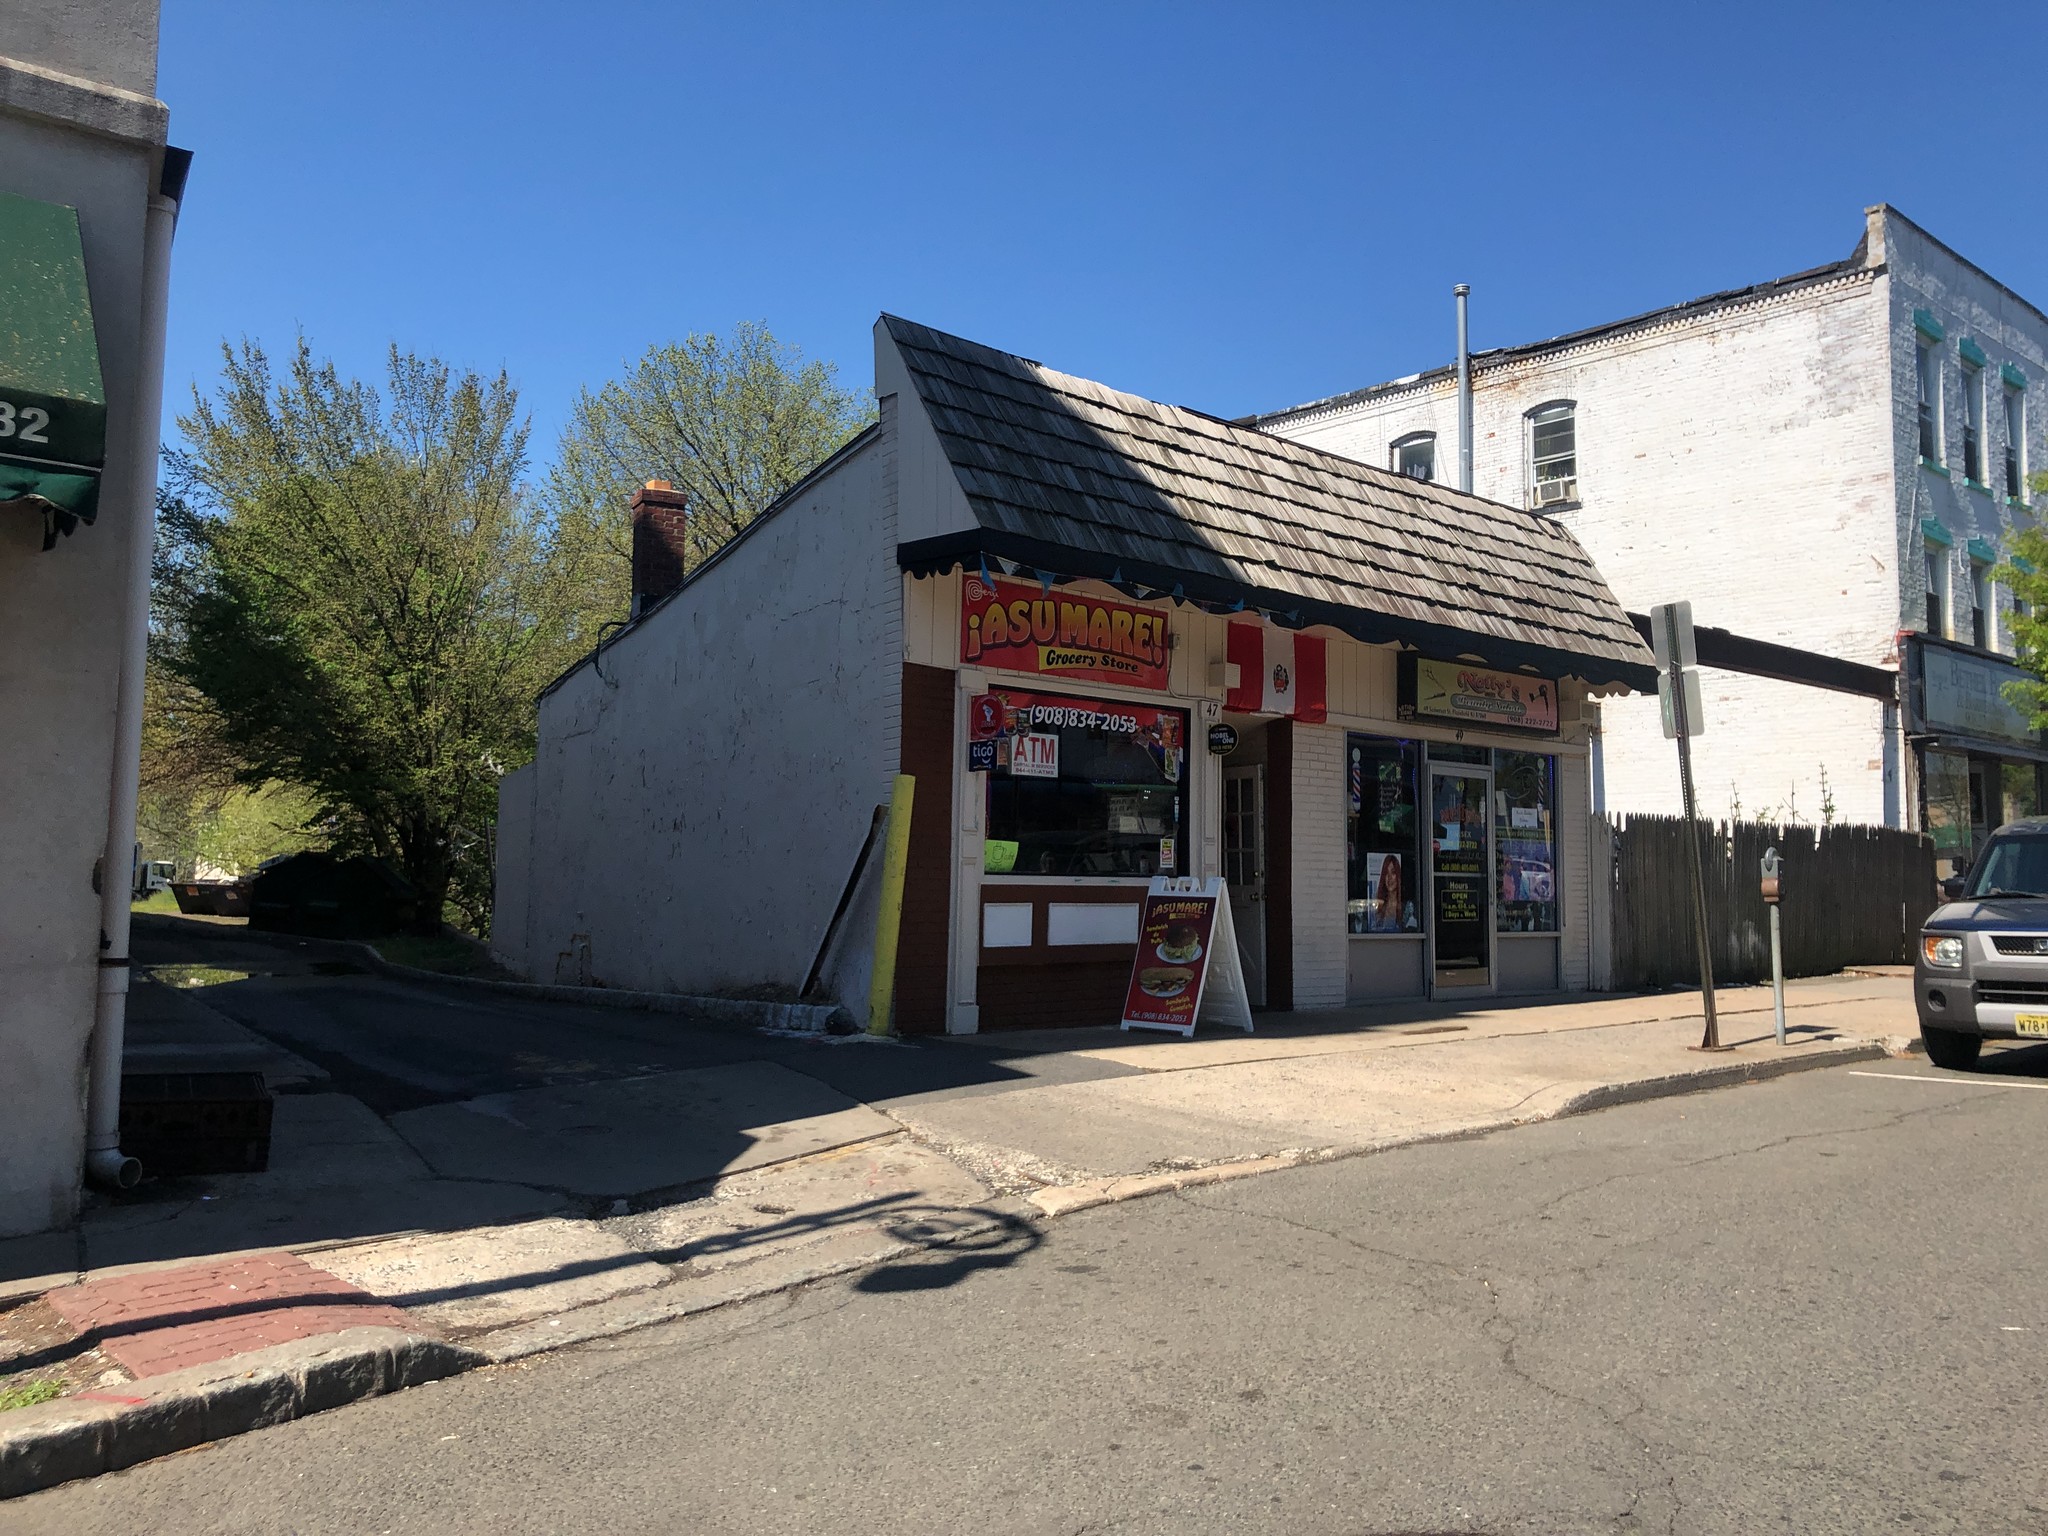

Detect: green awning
0,192,106,546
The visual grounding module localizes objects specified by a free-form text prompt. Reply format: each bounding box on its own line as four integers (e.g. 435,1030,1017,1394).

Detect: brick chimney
629,480,689,617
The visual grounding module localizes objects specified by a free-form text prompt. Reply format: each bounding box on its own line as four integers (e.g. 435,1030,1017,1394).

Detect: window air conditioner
1532,477,1577,508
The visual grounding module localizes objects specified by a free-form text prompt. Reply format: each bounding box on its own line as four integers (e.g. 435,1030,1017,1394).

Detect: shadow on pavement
0,915,1084,1292
855,1210,1042,1293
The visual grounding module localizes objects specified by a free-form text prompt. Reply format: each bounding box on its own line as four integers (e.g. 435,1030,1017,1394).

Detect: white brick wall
1559,750,1592,990
1289,723,1348,1009
1271,264,1898,829
1265,208,2048,838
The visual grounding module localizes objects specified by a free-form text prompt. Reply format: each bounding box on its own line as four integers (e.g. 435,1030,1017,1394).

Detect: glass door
1428,767,1493,991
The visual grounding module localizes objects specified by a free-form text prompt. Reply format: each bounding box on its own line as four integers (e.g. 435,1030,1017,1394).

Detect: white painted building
1,4,183,1234
497,317,1656,1032
1254,206,2048,877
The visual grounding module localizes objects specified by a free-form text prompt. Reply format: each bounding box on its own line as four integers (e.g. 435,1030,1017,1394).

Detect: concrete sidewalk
894,974,1913,1211
2,972,1917,1498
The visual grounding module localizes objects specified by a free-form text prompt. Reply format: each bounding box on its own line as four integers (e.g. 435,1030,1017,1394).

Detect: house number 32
0,402,52,444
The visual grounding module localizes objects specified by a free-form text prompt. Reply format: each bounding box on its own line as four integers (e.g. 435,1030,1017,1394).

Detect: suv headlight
1923,934,1964,969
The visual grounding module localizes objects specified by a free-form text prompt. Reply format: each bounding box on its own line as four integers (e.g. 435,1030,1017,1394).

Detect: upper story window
1925,543,1948,637
1391,432,1436,482
1961,362,1985,484
1527,402,1577,508
2006,384,2027,499
1916,341,1942,461
1971,557,1993,649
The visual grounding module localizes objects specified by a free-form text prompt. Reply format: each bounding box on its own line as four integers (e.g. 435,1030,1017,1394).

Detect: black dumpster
247,851,418,937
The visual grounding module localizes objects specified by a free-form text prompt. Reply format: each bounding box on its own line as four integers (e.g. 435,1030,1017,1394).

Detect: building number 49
0,402,52,444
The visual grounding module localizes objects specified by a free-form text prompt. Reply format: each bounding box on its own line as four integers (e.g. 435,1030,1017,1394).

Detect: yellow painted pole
866,774,917,1036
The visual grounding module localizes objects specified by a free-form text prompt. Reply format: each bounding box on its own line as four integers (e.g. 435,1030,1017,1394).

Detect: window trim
1924,539,1950,638
1390,430,1437,484
1961,359,1986,486
1916,337,1944,463
2004,381,2027,501
1525,399,1578,509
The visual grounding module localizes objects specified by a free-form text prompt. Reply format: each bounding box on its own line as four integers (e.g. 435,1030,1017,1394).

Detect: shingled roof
886,315,1656,691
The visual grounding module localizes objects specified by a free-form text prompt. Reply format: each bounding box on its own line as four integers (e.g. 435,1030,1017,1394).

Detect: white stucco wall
4,0,159,95
504,435,897,996
1265,228,1902,829
0,11,165,1234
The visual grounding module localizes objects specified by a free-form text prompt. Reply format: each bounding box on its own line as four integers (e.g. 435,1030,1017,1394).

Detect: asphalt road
17,1055,2048,1535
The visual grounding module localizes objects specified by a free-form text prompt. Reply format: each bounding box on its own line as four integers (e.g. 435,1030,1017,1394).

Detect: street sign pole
1660,603,1721,1050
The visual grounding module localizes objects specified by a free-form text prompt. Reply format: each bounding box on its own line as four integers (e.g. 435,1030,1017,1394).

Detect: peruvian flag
1226,623,1326,722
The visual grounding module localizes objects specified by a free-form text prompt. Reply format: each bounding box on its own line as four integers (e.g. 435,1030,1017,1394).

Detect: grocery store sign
961,575,1171,691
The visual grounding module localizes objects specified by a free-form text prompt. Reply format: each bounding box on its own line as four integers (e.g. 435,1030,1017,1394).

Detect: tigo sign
961,576,1171,691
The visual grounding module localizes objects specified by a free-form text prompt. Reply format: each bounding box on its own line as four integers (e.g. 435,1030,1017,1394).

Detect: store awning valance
0,192,106,546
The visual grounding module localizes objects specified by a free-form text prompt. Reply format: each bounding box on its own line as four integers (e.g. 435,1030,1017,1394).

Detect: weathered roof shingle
887,315,1655,690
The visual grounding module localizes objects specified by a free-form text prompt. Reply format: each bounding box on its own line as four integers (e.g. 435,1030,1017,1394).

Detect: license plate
2017,1014,2048,1037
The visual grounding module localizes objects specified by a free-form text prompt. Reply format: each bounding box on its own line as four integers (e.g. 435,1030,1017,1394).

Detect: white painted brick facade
1260,206,2048,835
1288,723,1349,1009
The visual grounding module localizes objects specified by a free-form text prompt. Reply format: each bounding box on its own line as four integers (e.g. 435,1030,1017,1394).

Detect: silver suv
1916,818,2048,1069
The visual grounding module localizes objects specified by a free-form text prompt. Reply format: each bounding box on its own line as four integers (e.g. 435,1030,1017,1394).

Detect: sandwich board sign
1120,876,1255,1038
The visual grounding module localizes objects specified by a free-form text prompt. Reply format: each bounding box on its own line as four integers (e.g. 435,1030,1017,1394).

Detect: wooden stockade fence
1600,816,1936,991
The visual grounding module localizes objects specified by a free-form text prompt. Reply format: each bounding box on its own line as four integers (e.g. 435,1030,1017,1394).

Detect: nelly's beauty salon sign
961,575,1171,691
1400,656,1559,735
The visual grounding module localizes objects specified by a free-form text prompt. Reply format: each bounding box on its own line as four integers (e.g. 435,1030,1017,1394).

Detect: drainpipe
1454,283,1473,494
84,179,180,1191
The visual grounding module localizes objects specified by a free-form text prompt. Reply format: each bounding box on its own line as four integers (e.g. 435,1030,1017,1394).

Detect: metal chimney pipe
1454,284,1473,493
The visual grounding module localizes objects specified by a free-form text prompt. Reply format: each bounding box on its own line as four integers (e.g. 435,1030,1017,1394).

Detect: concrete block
100,1389,206,1472
197,1367,298,1439
293,1333,395,1414
0,1397,114,1499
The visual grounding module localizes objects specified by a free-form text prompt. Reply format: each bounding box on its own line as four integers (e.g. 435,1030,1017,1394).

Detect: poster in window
1364,853,1419,933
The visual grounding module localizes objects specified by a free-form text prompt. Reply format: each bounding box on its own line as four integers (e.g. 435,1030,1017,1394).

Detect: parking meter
1761,847,1785,1042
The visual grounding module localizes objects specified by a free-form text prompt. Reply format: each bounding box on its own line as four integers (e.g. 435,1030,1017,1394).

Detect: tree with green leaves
547,321,873,603
2003,467,2048,730
161,340,612,932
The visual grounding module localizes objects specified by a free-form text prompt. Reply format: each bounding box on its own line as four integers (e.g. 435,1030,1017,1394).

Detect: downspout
85,174,182,1190
1454,283,1473,494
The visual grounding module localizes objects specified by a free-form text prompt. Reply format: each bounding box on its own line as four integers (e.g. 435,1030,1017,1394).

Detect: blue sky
158,2,2048,468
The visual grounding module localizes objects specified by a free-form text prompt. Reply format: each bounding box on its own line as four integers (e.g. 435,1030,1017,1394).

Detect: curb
0,1328,478,1501
365,960,851,1036
1557,1040,1892,1116
0,1200,1036,1501
1026,1039,1901,1219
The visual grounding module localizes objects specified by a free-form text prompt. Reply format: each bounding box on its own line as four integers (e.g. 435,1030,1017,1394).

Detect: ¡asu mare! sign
961,575,1171,691
1401,656,1559,735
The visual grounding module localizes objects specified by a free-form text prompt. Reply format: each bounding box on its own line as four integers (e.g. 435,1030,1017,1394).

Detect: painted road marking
1847,1071,2048,1091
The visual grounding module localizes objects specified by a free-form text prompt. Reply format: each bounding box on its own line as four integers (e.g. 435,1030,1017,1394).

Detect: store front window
1923,749,1972,876
1346,736,1421,933
2004,761,2043,825
1493,750,1559,931
983,688,1187,879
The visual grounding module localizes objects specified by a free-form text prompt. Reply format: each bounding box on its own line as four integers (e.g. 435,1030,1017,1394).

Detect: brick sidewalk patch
44,1252,417,1379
